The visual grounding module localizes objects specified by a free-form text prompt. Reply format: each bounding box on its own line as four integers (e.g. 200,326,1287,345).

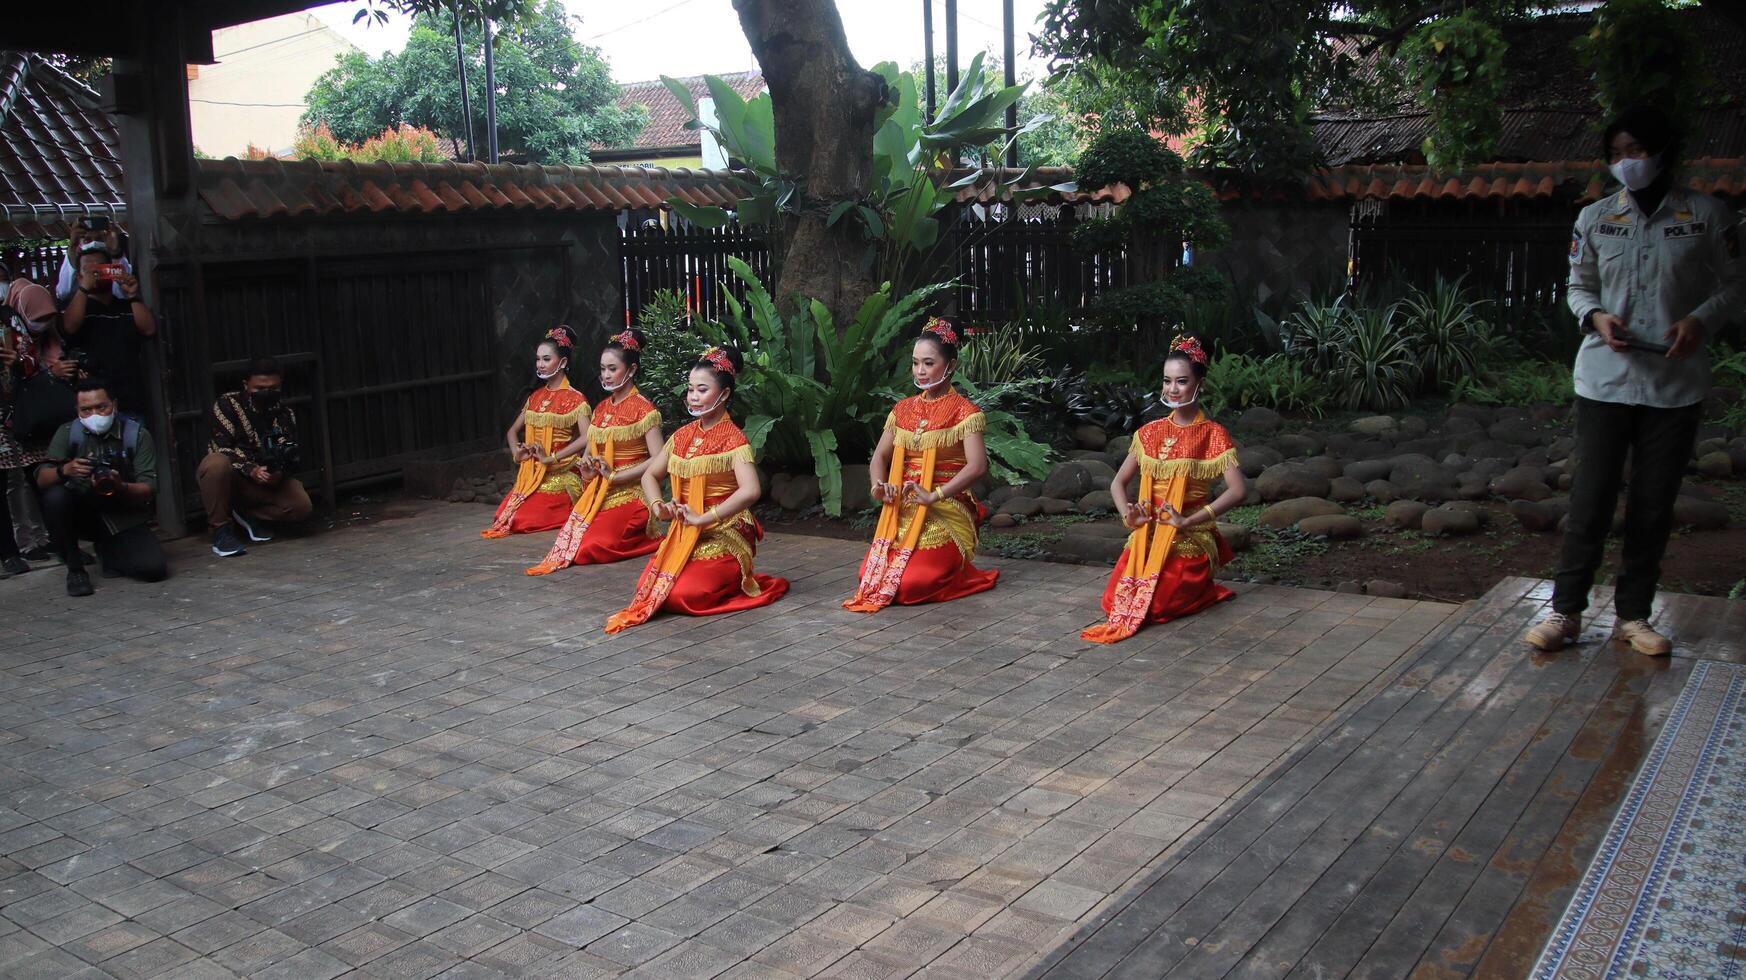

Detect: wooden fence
618,219,771,325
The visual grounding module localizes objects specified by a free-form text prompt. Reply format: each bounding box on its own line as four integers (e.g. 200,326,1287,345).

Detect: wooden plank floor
1028,577,1742,979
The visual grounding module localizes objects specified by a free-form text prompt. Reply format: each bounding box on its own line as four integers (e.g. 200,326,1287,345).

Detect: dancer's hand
871,480,897,504
652,499,677,521
1156,501,1190,529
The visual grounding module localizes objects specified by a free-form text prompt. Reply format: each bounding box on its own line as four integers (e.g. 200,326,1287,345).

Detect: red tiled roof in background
194,158,752,221
596,71,765,155
194,156,1746,223
0,52,127,239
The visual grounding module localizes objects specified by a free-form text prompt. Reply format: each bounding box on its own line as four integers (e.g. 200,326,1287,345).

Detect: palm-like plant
1399,274,1490,391
1337,304,1421,410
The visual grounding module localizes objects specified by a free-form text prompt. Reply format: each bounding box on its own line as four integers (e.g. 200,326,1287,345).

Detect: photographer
35,378,167,596
62,243,155,414
196,357,311,558
54,216,132,303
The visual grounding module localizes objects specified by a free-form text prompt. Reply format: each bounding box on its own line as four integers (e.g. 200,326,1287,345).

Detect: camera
259,424,300,475
65,348,96,376
85,450,126,496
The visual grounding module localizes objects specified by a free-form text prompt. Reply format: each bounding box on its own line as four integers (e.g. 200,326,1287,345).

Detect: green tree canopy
1036,0,1718,175
304,0,645,165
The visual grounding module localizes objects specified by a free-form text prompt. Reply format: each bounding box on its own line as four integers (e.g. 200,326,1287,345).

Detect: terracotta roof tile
0,51,126,238
600,71,765,154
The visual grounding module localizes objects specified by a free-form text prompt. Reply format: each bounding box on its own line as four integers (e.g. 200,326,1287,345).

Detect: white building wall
188,11,357,158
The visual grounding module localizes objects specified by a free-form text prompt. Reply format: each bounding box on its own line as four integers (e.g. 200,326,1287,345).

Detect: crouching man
35,378,167,596
197,357,312,557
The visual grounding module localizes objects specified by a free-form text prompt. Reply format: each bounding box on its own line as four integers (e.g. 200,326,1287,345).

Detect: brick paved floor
0,502,1459,979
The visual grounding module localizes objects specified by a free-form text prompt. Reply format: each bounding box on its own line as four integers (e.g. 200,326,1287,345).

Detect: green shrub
1202,352,1328,419
1336,304,1421,410
692,259,1052,513
960,325,1046,387
1449,360,1573,407
632,290,697,424
1397,274,1490,390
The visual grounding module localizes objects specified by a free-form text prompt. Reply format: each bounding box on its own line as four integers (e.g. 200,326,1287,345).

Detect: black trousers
1552,396,1701,621
0,468,20,560
39,483,168,582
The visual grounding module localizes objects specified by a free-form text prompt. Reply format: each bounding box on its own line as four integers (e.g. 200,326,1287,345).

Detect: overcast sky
311,0,1055,84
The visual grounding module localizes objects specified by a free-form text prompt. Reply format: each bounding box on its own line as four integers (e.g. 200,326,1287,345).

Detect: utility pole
482,16,499,163
944,0,958,97
1003,0,1017,168
451,7,477,162
922,0,936,123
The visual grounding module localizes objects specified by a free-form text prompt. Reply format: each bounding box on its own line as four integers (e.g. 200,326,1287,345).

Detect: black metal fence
618,207,1176,328
3,244,69,284
1348,201,1574,323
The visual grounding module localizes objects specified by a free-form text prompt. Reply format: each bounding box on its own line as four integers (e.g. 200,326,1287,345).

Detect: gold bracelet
1202,505,1218,524
708,506,721,523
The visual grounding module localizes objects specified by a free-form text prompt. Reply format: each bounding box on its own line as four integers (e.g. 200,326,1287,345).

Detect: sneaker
1,555,29,577
1526,612,1581,651
211,524,248,558
1615,620,1672,656
20,545,52,562
231,509,272,543
65,568,94,597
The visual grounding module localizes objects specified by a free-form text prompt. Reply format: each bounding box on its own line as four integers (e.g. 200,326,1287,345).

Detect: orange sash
527,438,618,574
605,472,706,633
483,379,584,538
844,442,939,612
1080,469,1188,644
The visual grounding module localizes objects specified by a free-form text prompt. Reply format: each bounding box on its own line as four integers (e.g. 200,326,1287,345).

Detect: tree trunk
733,0,886,327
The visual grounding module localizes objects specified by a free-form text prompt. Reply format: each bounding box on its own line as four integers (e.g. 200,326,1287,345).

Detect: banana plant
662,57,1059,287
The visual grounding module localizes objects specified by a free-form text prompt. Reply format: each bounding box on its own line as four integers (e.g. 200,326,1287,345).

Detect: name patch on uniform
1664,222,1708,239
1594,223,1633,239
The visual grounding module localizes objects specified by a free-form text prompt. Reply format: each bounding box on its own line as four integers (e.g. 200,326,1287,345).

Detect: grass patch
1365,528,1435,557
1222,503,1266,528
1226,525,1329,578
1351,504,1387,521
982,531,1063,560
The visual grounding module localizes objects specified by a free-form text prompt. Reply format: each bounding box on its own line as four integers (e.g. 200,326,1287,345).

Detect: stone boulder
1464,440,1523,463
1509,499,1563,532
1695,451,1733,479
1456,473,1491,501
1385,500,1430,530
1041,462,1097,501
1073,424,1109,450
1442,415,1484,435
1299,514,1363,539
1328,476,1368,503
773,473,821,511
1488,418,1546,447
1344,459,1394,484
1237,407,1284,434
1239,445,1284,478
841,464,872,512
1217,522,1251,552
1393,437,1450,459
1256,463,1333,502
1492,466,1553,502
1077,490,1116,513
1302,455,1345,480
1040,497,1076,515
1399,416,1430,438
991,513,1018,528
1421,504,1482,536
1365,479,1401,503
1673,496,1730,531
1257,497,1344,528
1389,457,1459,501
1079,458,1118,487
1107,435,1132,458
998,496,1045,519
1349,415,1399,436
1274,432,1323,458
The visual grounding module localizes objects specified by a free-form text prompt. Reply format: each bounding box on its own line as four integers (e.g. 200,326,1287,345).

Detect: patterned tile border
1532,660,1746,979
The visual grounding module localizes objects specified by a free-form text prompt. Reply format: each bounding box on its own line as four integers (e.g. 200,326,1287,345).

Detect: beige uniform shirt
1566,186,1744,408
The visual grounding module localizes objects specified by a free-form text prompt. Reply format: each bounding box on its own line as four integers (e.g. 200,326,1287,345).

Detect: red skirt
1099,551,1234,626
661,555,789,617
567,500,662,566
855,541,999,606
492,490,573,535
